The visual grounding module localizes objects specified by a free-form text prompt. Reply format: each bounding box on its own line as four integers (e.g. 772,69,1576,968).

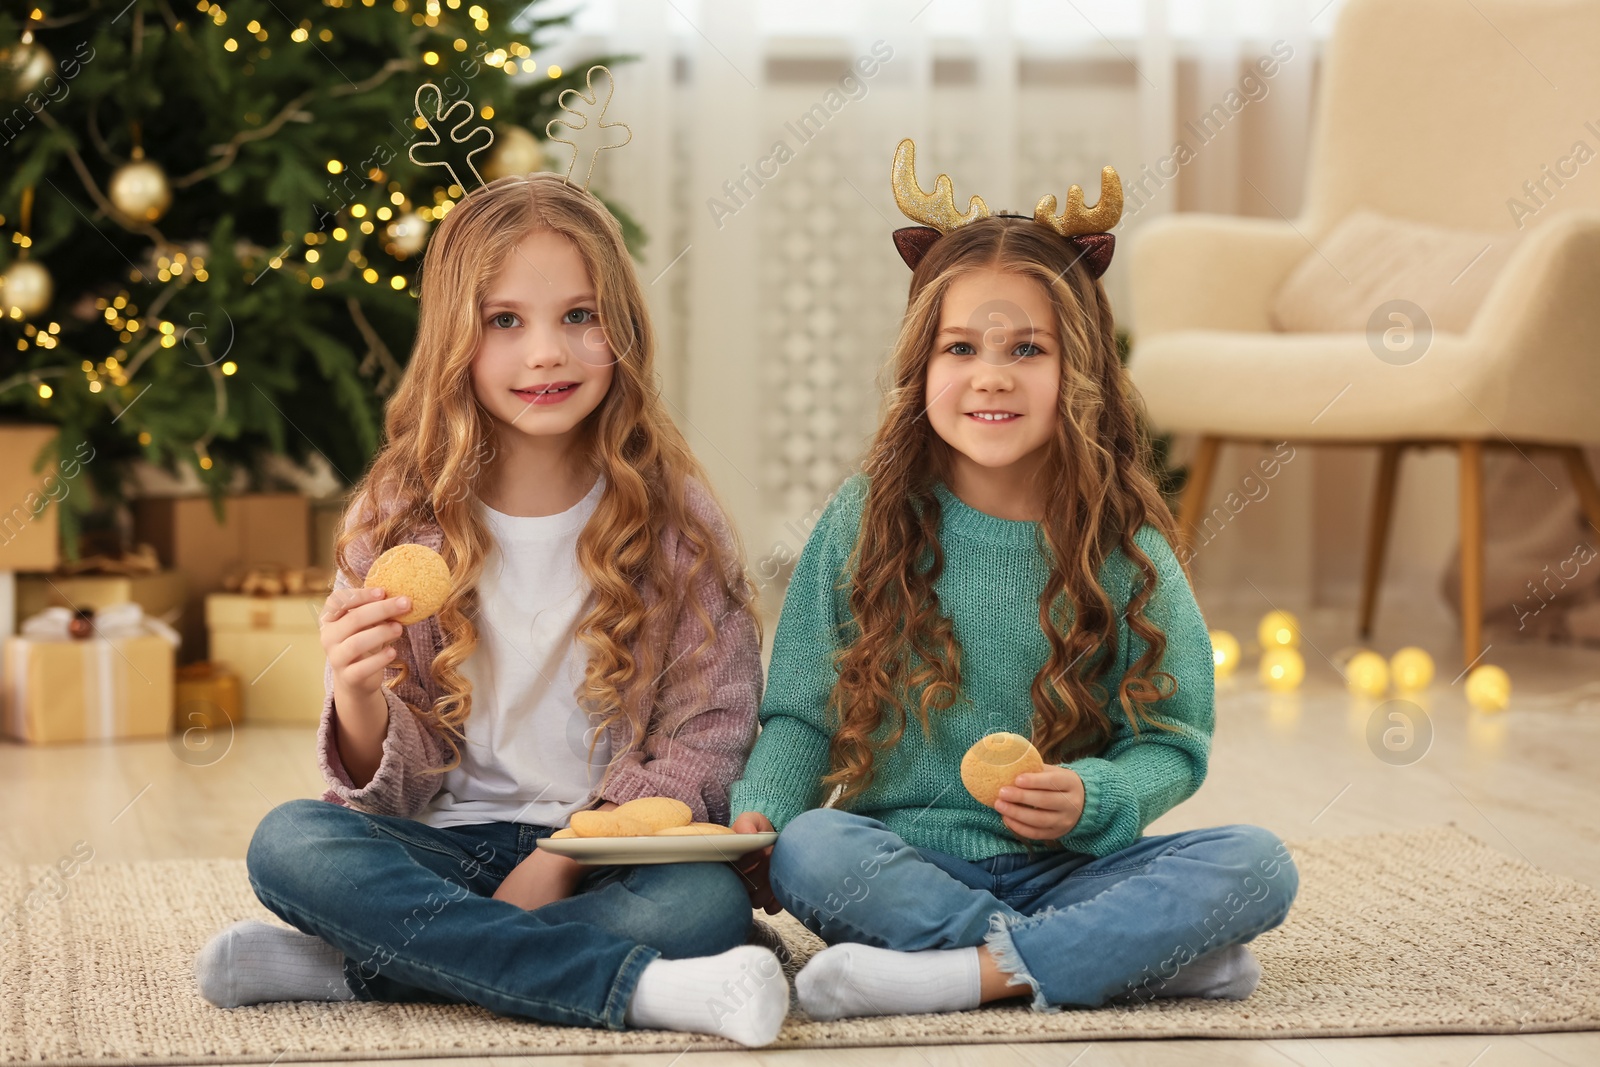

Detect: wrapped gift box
17,569,185,631
3,605,178,744
0,424,63,574
174,661,242,734
310,492,352,571
206,593,325,724
134,493,311,663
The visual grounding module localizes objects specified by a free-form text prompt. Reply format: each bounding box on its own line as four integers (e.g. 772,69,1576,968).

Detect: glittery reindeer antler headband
546,65,633,191
409,82,496,193
889,138,1124,278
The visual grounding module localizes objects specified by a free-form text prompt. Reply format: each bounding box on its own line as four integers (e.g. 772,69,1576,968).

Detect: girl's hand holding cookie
319,585,414,698
995,767,1086,840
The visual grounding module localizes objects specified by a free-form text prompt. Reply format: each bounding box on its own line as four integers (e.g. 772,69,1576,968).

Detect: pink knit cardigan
315,478,762,826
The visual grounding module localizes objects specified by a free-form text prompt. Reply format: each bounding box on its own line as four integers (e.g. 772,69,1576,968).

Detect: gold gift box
3,633,174,744
205,594,326,725
16,570,186,632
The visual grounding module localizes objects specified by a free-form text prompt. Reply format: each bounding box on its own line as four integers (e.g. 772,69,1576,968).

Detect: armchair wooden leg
1176,436,1222,556
1360,443,1402,639
1458,441,1485,667
1560,446,1600,538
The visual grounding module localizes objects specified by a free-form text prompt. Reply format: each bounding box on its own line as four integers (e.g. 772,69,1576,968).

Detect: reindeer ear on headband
892,226,942,269
887,138,1123,279
893,226,1116,278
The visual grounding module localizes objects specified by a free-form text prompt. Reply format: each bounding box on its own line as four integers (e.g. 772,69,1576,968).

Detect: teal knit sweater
729,473,1215,861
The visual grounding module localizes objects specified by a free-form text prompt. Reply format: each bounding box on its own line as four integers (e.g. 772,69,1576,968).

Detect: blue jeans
768,807,1298,1010
246,798,753,1029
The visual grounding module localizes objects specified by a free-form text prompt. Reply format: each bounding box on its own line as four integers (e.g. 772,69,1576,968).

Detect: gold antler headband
1034,167,1123,237
546,65,633,192
887,137,1124,278
409,83,496,194
891,138,990,232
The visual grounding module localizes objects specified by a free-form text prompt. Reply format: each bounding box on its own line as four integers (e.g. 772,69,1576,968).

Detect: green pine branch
0,0,640,557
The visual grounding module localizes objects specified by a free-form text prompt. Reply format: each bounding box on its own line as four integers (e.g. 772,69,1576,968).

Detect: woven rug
2,825,1597,1064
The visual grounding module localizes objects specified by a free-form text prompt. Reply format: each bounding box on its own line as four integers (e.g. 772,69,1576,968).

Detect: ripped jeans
767,807,1298,1010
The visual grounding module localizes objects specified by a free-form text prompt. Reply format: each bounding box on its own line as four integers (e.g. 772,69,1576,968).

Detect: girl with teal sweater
726,142,1298,1020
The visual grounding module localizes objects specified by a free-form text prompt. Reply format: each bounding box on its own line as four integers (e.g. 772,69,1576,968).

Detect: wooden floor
3,599,1598,1065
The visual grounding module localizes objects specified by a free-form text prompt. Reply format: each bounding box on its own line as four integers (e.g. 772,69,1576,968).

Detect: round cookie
364,543,450,625
961,732,1045,807
615,797,693,832
655,823,737,836
548,828,578,839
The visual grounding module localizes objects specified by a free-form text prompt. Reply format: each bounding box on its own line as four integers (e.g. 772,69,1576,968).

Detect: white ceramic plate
537,831,777,866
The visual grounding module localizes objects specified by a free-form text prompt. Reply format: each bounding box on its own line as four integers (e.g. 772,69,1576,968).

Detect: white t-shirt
418,476,612,829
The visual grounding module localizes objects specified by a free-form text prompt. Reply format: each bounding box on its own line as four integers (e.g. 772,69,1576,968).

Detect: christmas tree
0,0,636,554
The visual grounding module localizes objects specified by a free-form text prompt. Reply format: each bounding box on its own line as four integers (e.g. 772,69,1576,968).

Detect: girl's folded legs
194,919,788,1047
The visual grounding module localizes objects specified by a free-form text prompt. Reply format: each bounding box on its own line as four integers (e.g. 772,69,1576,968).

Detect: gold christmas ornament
109,159,173,223
1,258,52,318
483,124,546,180
386,211,430,256
1465,664,1511,713
1257,610,1301,650
1344,650,1389,698
1260,646,1305,692
0,40,53,97
1209,630,1241,678
1389,646,1435,692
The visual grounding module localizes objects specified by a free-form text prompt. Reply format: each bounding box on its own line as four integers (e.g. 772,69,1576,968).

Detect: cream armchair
1126,0,1600,666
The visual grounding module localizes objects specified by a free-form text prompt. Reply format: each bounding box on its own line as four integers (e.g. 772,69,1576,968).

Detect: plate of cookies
538,797,777,865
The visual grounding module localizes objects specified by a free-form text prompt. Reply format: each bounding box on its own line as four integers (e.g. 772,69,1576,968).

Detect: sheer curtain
528,0,1341,596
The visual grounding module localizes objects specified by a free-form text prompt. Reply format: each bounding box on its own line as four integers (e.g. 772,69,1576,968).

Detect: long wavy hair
825,218,1187,806
334,173,754,775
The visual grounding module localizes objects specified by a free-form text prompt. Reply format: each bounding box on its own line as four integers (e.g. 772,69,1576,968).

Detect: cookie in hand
364,543,451,625
961,732,1045,807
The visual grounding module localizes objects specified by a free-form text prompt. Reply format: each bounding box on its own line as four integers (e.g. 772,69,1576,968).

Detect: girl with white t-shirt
192,174,785,1047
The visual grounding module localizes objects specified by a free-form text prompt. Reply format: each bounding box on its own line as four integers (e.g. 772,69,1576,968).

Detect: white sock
796,943,982,1021
194,920,357,1008
1117,944,1262,1003
624,945,789,1047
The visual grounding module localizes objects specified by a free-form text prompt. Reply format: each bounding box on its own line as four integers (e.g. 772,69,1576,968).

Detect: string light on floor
1209,630,1241,679
1260,646,1306,692
1465,664,1511,712
1258,610,1300,651
1390,647,1435,692
1343,650,1389,698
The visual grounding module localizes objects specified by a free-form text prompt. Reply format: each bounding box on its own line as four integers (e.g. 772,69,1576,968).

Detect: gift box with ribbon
206,593,325,724
15,544,186,634
3,603,180,744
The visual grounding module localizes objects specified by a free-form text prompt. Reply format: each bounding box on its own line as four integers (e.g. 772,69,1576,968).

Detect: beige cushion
1269,211,1522,334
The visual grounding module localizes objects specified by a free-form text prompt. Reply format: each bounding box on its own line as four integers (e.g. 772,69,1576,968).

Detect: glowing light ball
1344,650,1389,698
1465,664,1511,712
1389,646,1435,692
1210,630,1241,678
1257,610,1300,651
1259,647,1305,692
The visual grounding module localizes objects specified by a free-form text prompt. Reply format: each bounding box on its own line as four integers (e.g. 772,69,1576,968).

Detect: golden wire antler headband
889,138,1124,277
